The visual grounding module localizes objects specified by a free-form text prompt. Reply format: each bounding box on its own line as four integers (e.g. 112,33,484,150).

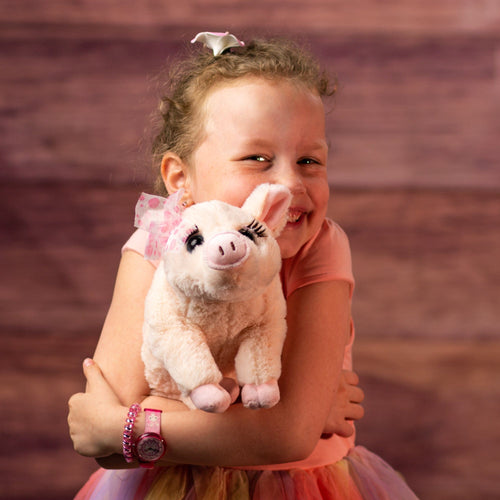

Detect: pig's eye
239,220,266,242
248,219,266,237
185,228,204,253
239,227,256,242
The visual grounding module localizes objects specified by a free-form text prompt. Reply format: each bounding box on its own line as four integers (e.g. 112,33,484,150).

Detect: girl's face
185,78,330,259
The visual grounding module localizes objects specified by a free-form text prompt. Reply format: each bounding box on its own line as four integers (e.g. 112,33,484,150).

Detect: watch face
136,434,166,461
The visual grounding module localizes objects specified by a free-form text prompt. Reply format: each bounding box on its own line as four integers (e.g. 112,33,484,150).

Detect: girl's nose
275,164,306,195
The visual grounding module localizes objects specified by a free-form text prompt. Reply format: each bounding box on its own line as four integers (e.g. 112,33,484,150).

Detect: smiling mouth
287,209,305,224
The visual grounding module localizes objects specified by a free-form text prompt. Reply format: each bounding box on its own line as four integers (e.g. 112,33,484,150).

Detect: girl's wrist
110,405,137,456
114,404,149,458
122,403,141,462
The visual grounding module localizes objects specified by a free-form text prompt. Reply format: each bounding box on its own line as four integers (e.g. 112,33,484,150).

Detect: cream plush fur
142,184,291,413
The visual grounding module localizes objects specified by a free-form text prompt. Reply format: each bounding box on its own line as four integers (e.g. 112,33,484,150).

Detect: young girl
68,33,419,499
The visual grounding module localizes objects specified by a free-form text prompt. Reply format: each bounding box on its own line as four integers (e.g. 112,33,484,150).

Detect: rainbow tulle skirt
75,446,418,499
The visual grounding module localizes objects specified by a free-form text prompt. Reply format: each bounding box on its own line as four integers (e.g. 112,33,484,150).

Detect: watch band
135,408,166,468
144,408,162,434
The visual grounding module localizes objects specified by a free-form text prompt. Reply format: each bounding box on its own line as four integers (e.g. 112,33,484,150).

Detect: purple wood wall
1,1,499,188
1,2,499,499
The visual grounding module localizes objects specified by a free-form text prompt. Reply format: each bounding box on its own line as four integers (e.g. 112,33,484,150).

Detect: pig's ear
241,184,292,237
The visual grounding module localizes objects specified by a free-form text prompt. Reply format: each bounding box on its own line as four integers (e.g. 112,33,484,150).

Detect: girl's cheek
193,186,248,206
219,183,260,207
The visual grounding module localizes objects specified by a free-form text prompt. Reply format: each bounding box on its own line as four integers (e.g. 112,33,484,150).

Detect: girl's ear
161,152,192,198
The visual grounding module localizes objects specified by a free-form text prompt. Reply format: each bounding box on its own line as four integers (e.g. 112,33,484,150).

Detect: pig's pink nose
204,232,249,269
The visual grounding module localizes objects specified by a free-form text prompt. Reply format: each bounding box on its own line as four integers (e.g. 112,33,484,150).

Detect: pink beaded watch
135,408,166,468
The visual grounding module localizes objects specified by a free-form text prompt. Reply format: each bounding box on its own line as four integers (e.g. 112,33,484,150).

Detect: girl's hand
322,369,365,439
68,359,126,458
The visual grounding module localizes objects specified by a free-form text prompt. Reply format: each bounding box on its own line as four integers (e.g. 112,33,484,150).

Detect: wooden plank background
1,2,499,499
1,1,500,188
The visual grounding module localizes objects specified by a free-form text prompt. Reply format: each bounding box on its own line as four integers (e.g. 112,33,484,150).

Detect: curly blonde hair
151,37,336,195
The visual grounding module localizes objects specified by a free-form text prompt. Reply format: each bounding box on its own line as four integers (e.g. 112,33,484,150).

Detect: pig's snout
204,232,249,270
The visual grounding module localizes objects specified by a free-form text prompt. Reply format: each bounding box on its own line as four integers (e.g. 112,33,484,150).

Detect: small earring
182,199,193,208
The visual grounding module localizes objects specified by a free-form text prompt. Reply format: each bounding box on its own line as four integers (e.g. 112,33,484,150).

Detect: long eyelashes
182,225,199,243
248,219,266,237
239,220,267,242
184,226,204,253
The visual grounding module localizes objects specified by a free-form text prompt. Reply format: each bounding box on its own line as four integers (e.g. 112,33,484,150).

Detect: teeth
287,210,303,223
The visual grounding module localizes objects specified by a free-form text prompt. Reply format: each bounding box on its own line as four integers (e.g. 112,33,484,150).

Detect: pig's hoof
241,380,280,409
190,384,231,413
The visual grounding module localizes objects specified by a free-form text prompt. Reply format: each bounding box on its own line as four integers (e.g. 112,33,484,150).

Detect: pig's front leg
145,321,231,413
234,316,287,409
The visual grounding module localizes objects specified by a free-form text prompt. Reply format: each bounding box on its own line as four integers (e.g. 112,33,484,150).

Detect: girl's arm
90,250,154,405
69,255,351,466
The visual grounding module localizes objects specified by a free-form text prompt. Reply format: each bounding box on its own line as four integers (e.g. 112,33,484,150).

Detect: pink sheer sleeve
122,229,161,268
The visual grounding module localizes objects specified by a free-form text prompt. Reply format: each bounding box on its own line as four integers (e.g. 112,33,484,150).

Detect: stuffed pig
134,183,291,413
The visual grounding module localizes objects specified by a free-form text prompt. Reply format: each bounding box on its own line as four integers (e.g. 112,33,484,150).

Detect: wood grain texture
1,2,500,188
1,0,499,34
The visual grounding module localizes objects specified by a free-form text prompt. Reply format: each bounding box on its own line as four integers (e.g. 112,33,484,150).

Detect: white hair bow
191,31,245,57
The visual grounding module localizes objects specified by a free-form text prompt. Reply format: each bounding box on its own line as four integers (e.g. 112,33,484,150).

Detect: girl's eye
298,157,320,165
185,229,204,253
245,155,270,163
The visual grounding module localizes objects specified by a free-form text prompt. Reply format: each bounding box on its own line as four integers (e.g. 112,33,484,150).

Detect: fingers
342,369,359,386
343,382,365,421
342,370,364,404
335,420,355,438
347,384,365,404
81,358,120,403
83,357,97,377
323,370,365,438
346,401,365,422
82,358,105,390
